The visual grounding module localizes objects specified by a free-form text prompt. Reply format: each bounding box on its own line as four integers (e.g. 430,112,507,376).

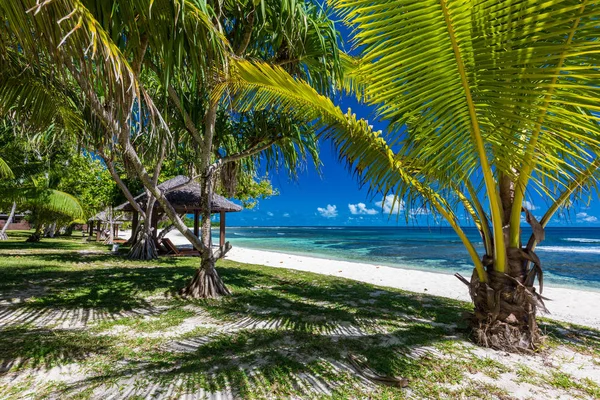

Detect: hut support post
220,211,225,248
194,210,199,237
88,222,93,237
96,221,101,241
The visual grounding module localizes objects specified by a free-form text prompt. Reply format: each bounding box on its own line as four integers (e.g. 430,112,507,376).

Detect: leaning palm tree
221,1,600,352
0,122,84,240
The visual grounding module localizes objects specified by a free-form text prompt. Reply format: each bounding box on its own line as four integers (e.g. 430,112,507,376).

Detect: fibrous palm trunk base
128,229,158,260
460,250,547,353
180,258,231,299
0,232,7,241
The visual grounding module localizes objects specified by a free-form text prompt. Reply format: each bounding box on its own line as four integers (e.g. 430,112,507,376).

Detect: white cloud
410,207,429,216
283,213,290,217
348,202,378,215
375,195,405,214
317,204,338,218
576,212,598,223
523,200,538,210
267,212,274,217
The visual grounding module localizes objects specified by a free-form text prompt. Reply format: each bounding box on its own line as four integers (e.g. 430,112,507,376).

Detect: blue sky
226,93,600,228
226,18,599,228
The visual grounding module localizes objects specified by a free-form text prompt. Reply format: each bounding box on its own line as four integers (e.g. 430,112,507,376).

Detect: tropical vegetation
0,0,599,356
0,122,86,240
223,0,600,352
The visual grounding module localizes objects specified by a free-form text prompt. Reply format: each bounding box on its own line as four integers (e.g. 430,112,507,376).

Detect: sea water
223,226,600,291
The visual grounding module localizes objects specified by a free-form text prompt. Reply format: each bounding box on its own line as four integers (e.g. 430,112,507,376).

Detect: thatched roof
114,175,243,214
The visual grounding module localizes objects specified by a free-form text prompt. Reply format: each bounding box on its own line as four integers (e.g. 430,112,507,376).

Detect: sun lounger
160,238,200,256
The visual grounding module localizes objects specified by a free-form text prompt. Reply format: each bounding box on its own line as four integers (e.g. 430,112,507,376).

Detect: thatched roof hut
114,175,242,214
114,176,242,246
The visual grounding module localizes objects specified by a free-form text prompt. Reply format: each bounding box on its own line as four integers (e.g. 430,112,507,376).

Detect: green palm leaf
29,189,84,220
0,156,12,179
220,59,487,279
0,0,228,134
331,0,600,268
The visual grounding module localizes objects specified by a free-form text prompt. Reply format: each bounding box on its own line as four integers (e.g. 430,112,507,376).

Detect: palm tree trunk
181,255,231,298
157,223,176,241
0,201,16,240
462,210,545,352
107,207,114,244
26,222,43,242
180,100,231,299
128,196,158,260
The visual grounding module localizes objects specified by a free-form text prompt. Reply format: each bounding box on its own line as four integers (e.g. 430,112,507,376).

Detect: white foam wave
563,238,600,243
537,246,600,254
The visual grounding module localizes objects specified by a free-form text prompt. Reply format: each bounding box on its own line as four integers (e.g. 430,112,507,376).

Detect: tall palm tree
220,1,600,352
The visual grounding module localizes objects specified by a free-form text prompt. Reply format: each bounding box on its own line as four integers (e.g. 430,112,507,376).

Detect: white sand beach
159,230,600,330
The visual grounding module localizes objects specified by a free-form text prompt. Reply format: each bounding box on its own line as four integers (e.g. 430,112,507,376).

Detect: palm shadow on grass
0,263,193,312
1,240,600,398
0,231,96,251
1,249,471,397
0,326,114,373
0,253,199,332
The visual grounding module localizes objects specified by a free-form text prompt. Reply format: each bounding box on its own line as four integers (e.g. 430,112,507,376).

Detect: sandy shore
153,230,600,329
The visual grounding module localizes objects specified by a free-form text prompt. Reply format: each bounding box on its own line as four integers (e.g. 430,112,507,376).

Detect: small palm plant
223,0,600,352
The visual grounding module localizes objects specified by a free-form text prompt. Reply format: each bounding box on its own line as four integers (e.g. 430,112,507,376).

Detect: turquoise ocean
224,226,600,291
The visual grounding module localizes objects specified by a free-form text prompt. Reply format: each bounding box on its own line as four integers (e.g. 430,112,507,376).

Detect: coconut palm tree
218,1,600,352
4,0,598,352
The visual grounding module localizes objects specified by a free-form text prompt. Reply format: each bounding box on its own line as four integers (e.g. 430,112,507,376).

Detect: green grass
0,231,599,399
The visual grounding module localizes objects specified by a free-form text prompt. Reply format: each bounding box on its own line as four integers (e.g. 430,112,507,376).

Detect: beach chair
160,238,200,256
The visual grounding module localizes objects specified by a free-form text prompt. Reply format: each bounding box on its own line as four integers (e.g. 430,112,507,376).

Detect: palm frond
29,189,84,219
0,1,139,115
332,0,600,196
0,156,12,179
219,59,486,279
0,49,86,138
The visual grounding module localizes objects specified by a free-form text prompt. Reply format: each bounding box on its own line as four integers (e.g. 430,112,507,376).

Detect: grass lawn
0,231,599,399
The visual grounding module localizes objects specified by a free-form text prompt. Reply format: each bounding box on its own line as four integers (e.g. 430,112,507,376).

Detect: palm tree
219,2,600,352
0,131,14,239
0,122,84,240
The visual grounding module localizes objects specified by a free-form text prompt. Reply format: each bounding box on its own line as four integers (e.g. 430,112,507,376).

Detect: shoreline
151,230,600,329
224,243,600,294
223,245,600,330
